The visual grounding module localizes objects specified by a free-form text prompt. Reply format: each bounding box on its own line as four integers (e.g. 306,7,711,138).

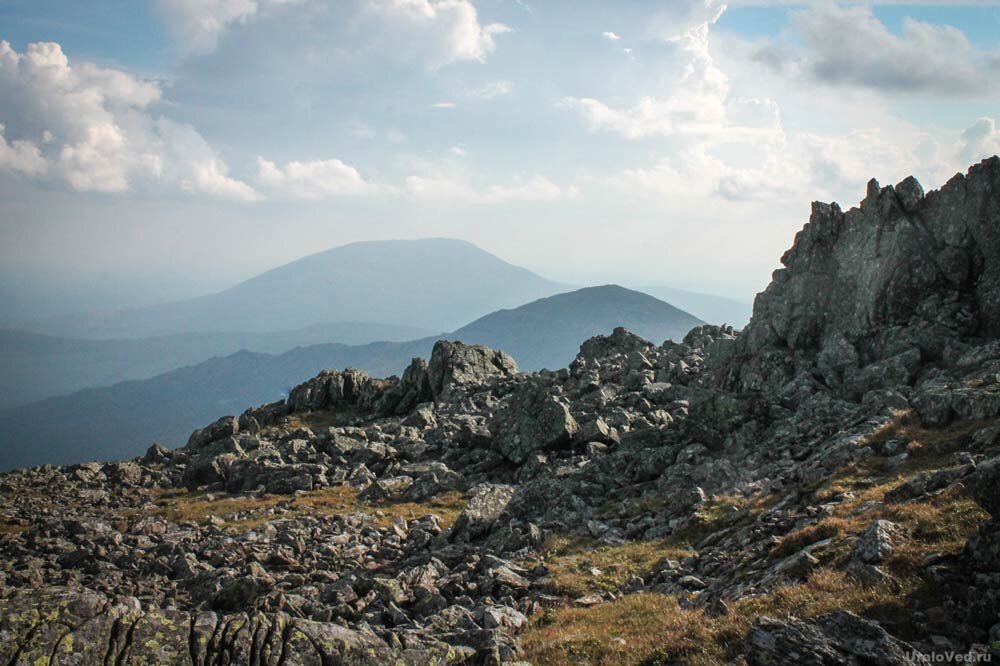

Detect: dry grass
145,485,466,533
523,415,997,665
538,535,694,597
860,411,994,472
522,568,905,666
768,517,853,559
662,495,752,549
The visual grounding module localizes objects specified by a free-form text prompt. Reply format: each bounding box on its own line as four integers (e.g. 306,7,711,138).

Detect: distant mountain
637,286,752,329
0,321,432,409
24,239,567,338
453,285,703,370
0,286,703,470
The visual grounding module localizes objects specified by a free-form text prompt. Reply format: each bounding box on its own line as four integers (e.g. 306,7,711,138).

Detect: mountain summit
453,284,704,370
26,238,567,338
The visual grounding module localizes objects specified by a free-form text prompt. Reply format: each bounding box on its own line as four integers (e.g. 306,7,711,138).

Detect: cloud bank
0,41,258,200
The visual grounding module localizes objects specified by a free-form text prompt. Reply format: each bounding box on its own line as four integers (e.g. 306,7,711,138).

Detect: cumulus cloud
257,156,382,199
155,0,304,55
157,0,508,68
0,40,258,199
601,120,987,214
602,31,621,41
959,117,1000,163
755,6,999,95
568,4,993,212
361,0,511,69
0,123,47,176
563,4,777,141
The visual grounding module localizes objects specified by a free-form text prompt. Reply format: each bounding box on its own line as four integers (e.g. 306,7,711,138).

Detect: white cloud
0,123,47,176
959,117,1000,163
157,0,508,67
363,0,511,69
754,5,1000,95
432,101,456,109
155,0,305,55
600,121,984,213
563,6,775,141
603,31,621,41
0,40,258,200
569,5,991,214
257,156,381,199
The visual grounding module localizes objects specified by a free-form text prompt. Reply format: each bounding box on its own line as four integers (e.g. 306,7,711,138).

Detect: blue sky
1,0,999,308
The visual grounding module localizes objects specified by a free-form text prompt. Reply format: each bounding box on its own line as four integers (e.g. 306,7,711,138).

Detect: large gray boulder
451,483,517,541
287,367,371,412
427,340,518,399
186,415,238,449
970,455,1000,518
745,611,915,665
491,382,579,463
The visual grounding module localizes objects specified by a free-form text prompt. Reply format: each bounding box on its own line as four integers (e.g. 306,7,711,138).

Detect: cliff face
729,157,1000,401
2,159,1000,665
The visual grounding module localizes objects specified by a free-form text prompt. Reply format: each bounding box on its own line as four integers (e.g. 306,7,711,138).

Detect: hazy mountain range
1,239,749,409
0,237,758,469
0,285,705,470
20,239,568,338
0,322,433,409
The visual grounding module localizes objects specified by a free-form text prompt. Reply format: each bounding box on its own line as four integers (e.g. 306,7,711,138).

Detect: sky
1,0,999,316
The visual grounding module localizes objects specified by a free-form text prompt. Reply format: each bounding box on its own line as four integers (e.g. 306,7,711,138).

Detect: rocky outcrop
286,367,389,413
746,611,915,665
427,340,518,399
727,157,1000,410
0,587,454,665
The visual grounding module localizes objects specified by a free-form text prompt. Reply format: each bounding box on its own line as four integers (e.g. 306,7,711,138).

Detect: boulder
970,456,1000,518
852,520,902,564
427,340,518,399
451,483,516,541
491,383,579,463
728,158,1000,398
745,611,915,665
186,415,239,450
576,327,654,363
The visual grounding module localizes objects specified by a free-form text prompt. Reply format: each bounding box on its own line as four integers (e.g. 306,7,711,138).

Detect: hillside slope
0,322,432,409
453,285,704,370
